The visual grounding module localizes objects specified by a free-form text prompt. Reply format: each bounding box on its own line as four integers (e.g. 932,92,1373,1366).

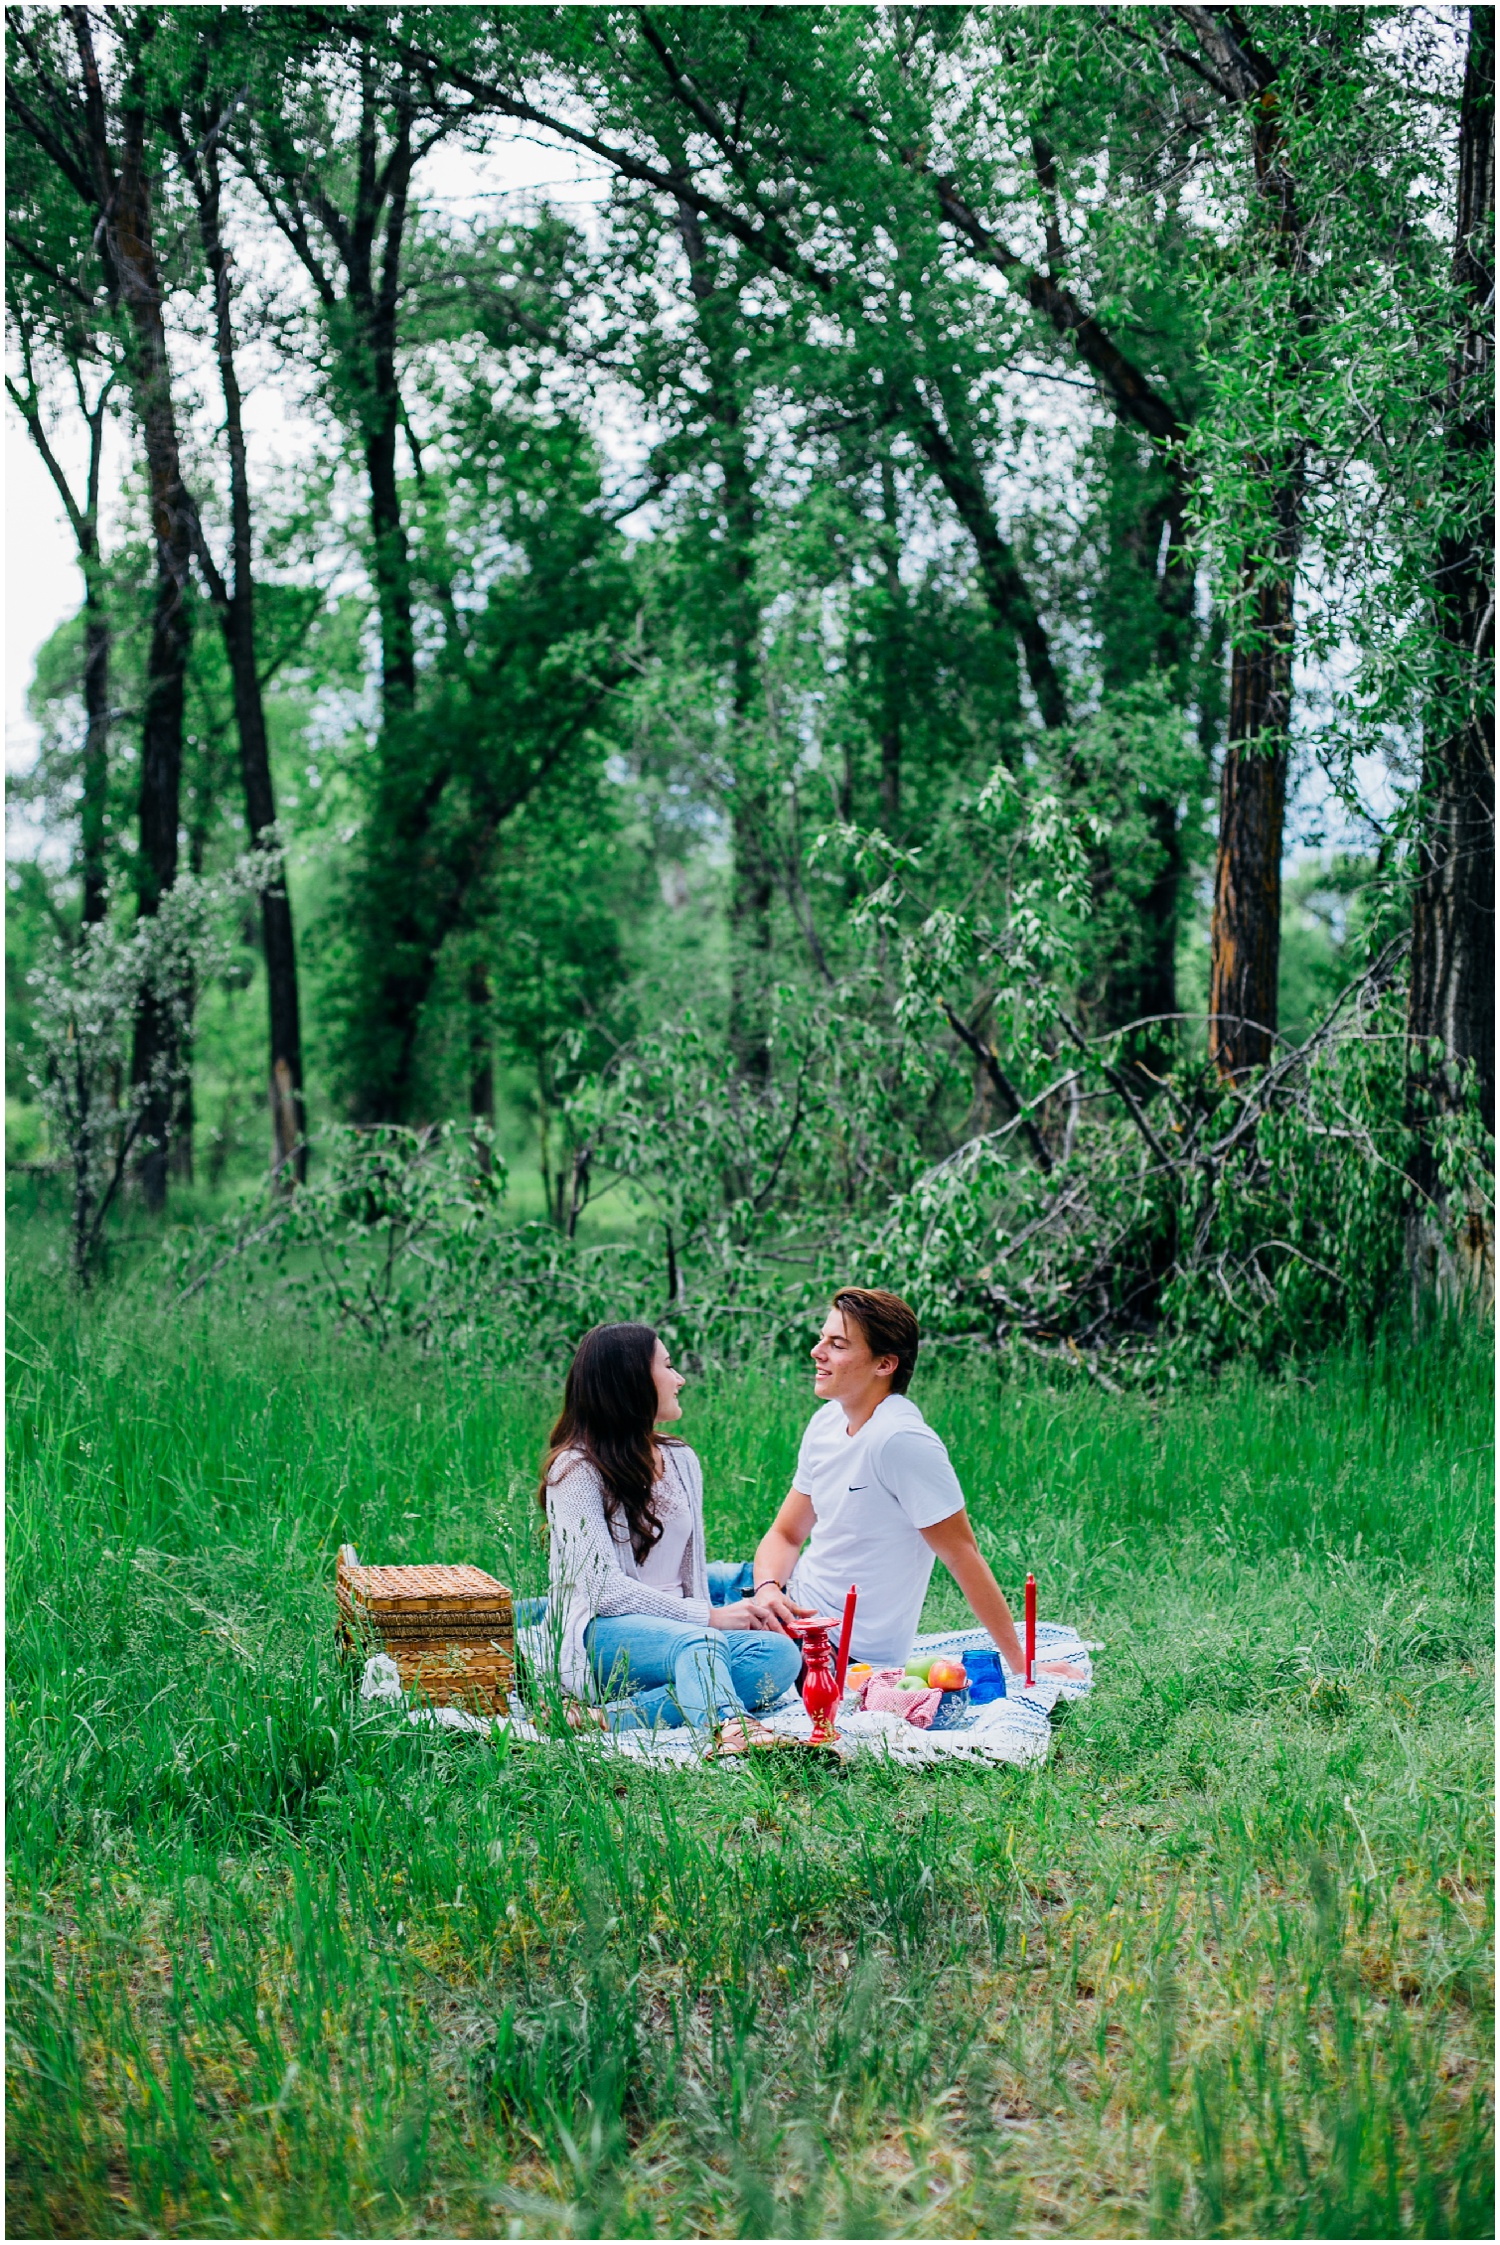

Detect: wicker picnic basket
336,1544,515,1712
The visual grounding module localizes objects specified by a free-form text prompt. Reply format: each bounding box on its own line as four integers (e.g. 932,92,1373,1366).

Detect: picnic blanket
360,1619,1097,1771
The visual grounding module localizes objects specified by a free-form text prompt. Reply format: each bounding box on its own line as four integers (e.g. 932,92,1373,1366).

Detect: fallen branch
943,1003,1055,1173
176,1209,288,1303
1055,1007,1181,1176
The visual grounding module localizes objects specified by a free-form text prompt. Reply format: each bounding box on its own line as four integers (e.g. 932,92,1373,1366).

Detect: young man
749,1287,1074,1677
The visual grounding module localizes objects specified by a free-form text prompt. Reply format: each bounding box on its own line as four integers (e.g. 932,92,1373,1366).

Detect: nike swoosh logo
847,1484,867,1491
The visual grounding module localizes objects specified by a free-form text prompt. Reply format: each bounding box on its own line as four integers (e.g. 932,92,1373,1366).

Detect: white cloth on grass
368,1620,1099,1771
786,1395,966,1667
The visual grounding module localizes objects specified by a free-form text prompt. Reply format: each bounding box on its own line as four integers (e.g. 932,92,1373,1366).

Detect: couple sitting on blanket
538,1285,1080,1756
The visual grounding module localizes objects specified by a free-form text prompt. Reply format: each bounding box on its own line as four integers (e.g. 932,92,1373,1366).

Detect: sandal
707,1715,786,1758
562,1698,608,1733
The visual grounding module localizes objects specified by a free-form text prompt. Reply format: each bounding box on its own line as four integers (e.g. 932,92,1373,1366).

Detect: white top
786,1393,965,1667
637,1471,694,1592
544,1444,711,1696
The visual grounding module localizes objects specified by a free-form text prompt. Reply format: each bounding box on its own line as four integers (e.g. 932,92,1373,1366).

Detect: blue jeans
518,1564,800,1733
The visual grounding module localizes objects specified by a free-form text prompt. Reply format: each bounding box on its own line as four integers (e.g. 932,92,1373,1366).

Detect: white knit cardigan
544,1442,713,1698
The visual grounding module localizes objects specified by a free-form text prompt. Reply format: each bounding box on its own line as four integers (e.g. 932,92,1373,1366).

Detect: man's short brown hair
832,1287,920,1394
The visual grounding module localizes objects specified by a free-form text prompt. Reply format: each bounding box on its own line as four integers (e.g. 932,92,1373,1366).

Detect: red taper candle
834,1585,857,1698
1024,1572,1037,1686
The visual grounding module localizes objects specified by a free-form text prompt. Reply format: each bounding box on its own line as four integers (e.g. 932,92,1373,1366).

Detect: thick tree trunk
77,17,195,1210
181,119,309,1186
1407,4,1495,1303
1203,655,1293,1077
1207,36,1307,1079
1209,558,1294,1074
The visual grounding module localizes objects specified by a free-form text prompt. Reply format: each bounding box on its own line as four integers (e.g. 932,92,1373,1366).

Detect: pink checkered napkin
859,1668,942,1729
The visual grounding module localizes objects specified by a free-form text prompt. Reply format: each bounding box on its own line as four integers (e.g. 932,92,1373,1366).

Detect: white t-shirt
785,1393,965,1666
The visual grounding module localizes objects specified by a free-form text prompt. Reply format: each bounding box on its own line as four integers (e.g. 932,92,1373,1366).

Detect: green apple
904,1653,938,1682
899,1672,931,1692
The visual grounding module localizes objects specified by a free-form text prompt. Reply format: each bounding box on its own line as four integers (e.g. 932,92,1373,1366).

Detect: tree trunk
1096,434,1198,1047
912,391,1068,730
229,64,420,1117
1207,43,1307,1078
366,416,418,713
1209,612,1290,1076
1406,3,1495,1303
468,962,495,1169
75,13,195,1209
344,97,424,1113
10,373,113,927
1131,476,1198,1047
676,200,774,1079
943,27,1304,1072
80,583,110,927
358,91,418,718
727,496,773,1085
78,369,114,931
179,115,309,1186
877,456,905,830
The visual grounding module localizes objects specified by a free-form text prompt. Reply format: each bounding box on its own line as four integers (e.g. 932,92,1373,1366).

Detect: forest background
4,1,1494,1369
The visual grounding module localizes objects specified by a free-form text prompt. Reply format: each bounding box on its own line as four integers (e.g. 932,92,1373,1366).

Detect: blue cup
966,1649,1006,1704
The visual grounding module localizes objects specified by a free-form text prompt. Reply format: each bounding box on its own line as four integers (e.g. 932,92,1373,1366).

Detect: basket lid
336,1557,511,1614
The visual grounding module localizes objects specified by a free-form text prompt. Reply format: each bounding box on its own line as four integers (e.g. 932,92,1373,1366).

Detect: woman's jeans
523,1562,801,1733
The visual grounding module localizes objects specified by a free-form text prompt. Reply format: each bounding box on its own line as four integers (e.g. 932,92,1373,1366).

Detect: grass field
5,1227,1494,2239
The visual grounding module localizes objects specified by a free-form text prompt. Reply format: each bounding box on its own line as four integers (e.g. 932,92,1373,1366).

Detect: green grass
5,1223,1494,2239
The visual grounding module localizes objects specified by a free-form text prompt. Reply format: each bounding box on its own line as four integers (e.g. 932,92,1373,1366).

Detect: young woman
539,1322,801,1753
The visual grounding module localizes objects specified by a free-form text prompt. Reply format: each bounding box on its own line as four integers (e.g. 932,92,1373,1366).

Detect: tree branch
1055,1007,1182,1173
3,229,104,313
943,1002,1055,1173
5,374,88,545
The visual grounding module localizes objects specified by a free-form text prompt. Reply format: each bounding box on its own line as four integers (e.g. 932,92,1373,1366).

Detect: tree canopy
6,3,1493,1353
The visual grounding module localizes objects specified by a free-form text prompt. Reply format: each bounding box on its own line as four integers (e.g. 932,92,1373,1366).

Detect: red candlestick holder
1024,1571,1037,1687
787,1613,844,1746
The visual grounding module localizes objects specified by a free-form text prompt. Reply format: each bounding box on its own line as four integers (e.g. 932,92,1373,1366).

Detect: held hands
746,1582,815,1635
704,1586,814,1634
708,1597,799,1633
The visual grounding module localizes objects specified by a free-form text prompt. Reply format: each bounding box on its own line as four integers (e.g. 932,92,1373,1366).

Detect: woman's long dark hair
537,1322,677,1563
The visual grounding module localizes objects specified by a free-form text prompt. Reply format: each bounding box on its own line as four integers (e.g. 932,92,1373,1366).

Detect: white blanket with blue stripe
364,1619,1096,1770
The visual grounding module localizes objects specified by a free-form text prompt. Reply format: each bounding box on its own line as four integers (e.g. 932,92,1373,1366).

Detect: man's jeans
520,1562,801,1732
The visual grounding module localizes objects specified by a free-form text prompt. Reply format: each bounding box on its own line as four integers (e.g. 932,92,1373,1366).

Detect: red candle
834,1585,857,1699
1024,1572,1037,1686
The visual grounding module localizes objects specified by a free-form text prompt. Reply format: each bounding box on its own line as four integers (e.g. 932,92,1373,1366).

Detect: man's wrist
753,1577,785,1595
